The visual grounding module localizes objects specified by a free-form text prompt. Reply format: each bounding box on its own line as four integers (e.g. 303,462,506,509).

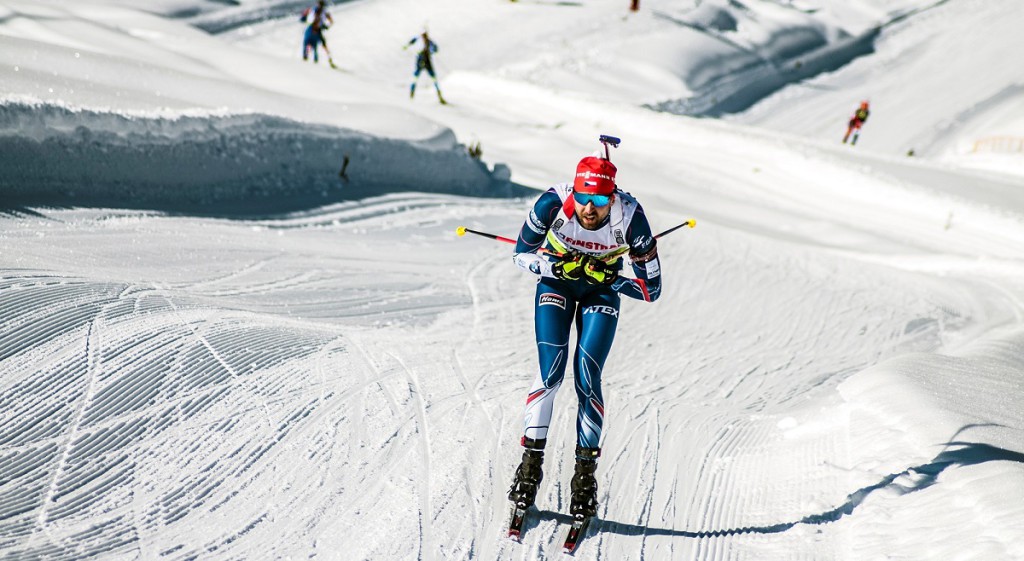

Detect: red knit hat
573,156,617,195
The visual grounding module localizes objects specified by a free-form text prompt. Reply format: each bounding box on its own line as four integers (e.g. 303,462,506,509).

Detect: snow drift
0,102,511,210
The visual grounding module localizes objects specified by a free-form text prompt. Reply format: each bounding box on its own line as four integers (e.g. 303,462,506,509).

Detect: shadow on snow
592,436,1024,539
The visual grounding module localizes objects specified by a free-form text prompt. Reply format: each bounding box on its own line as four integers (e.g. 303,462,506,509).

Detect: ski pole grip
654,219,697,239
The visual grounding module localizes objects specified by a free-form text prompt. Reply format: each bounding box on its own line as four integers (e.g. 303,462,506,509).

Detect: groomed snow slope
734,0,1024,177
2,1,1024,560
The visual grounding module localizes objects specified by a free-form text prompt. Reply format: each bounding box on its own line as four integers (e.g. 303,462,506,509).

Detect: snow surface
2,0,1024,560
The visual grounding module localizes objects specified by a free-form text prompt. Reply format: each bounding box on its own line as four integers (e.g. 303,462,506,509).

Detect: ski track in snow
2,189,1024,560
2,192,1022,559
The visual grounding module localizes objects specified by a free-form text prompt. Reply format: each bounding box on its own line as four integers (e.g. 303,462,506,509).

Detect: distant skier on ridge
405,31,446,105
506,135,664,550
843,100,870,145
300,0,336,68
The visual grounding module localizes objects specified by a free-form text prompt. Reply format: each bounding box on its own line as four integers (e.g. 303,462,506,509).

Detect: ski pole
456,227,562,256
654,219,696,238
456,219,696,252
455,226,517,245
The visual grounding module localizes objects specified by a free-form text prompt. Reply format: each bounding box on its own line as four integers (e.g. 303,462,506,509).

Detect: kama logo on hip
583,305,618,317
539,293,566,309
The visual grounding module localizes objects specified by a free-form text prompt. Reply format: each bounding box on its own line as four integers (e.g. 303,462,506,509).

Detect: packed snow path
2,191,1023,560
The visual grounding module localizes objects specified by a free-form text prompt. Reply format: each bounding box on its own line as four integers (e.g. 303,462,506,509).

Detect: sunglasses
573,192,612,207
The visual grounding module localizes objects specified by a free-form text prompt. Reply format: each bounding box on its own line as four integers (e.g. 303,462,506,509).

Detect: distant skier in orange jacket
843,101,870,145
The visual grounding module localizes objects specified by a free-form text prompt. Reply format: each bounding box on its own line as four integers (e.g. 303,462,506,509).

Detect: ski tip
456,226,466,236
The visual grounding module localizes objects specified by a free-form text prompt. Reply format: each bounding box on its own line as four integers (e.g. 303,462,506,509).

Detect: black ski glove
552,253,587,281
583,258,619,286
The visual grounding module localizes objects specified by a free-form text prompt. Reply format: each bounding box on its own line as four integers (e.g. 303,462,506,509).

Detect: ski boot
508,437,546,508
507,437,545,540
569,446,600,518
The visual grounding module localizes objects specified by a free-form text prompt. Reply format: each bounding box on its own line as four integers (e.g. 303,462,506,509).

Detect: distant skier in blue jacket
507,143,663,524
405,31,446,105
300,0,335,68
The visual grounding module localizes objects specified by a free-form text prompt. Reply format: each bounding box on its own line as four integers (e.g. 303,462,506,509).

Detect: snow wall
0,102,513,211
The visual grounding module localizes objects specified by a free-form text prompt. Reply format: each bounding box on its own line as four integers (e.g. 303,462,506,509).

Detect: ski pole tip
688,219,696,228
456,226,467,236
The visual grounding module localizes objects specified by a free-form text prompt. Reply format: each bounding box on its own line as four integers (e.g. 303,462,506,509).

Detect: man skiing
300,0,335,68
507,136,663,547
843,100,870,145
405,31,446,105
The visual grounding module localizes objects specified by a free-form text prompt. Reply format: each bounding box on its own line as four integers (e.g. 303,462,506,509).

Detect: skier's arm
611,207,662,302
512,189,563,278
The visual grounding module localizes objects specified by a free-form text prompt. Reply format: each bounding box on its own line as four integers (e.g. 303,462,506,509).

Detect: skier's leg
320,35,335,67
434,80,446,104
851,129,860,145
844,119,858,143
523,280,576,442
410,65,421,98
510,279,576,508
572,289,620,449
566,289,618,518
421,63,446,103
303,28,314,60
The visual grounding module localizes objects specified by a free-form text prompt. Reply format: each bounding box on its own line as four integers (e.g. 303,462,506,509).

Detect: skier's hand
583,258,618,286
552,253,587,281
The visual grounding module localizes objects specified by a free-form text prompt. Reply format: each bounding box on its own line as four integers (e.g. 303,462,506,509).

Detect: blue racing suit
513,186,662,449
301,5,332,62
407,35,442,99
